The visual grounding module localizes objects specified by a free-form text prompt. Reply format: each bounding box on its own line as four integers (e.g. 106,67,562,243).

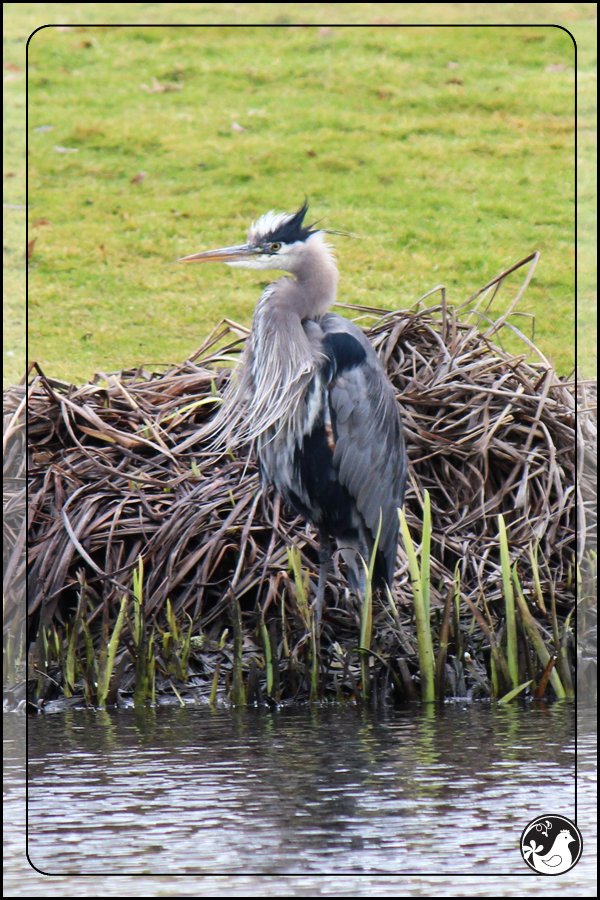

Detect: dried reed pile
4,255,596,705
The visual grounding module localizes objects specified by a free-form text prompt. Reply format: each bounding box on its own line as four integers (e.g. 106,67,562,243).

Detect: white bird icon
526,829,575,874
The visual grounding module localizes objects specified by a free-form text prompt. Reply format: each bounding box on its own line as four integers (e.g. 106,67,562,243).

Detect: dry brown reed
4,254,596,705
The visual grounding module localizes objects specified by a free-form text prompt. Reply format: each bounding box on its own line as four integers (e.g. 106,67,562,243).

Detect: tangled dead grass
3,254,596,705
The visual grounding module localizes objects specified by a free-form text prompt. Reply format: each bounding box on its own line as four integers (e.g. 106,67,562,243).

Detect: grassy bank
4,5,589,387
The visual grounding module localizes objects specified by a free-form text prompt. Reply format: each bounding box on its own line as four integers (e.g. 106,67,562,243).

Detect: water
4,703,597,895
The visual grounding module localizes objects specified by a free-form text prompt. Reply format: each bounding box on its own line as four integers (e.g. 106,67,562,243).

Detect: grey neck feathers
286,231,339,320
203,233,339,448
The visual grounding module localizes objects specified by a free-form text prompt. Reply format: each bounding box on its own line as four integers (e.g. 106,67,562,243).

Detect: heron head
178,200,323,274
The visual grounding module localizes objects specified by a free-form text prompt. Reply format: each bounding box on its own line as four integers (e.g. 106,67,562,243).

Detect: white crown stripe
248,210,298,244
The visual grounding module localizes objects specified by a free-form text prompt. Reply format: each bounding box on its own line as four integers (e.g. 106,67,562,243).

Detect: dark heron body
180,201,407,618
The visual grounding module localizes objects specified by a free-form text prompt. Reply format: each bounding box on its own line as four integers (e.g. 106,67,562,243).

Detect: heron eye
270,242,281,252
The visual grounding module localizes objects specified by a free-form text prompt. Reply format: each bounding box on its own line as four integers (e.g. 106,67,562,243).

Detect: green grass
3,4,594,387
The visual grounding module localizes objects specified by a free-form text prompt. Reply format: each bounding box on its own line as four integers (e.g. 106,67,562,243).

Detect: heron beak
178,244,260,264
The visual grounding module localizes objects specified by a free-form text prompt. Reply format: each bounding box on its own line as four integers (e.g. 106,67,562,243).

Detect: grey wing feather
322,315,407,582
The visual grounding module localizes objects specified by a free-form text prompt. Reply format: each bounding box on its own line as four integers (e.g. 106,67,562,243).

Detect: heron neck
291,234,339,319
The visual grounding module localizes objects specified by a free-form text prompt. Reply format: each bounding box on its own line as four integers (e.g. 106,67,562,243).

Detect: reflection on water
22,702,587,883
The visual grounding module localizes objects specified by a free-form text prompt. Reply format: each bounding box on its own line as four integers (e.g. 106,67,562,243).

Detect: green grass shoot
229,590,245,706
64,587,87,695
511,563,567,700
452,563,463,663
528,541,547,615
398,508,435,702
131,554,155,706
179,614,193,681
166,598,180,643
420,490,431,618
261,621,274,696
286,546,311,631
497,679,533,705
358,513,382,700
497,514,519,690
210,661,221,706
132,555,144,646
96,595,128,707
285,546,319,698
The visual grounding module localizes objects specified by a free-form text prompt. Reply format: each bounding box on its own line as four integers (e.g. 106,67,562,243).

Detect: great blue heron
179,201,407,620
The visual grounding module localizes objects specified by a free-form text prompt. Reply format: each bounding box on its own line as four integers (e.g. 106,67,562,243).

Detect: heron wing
320,314,407,583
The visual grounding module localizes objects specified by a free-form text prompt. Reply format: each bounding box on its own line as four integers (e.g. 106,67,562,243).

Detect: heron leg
313,531,333,625
338,539,367,597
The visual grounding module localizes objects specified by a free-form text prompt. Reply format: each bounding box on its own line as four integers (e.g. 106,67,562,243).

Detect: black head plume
249,199,319,247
